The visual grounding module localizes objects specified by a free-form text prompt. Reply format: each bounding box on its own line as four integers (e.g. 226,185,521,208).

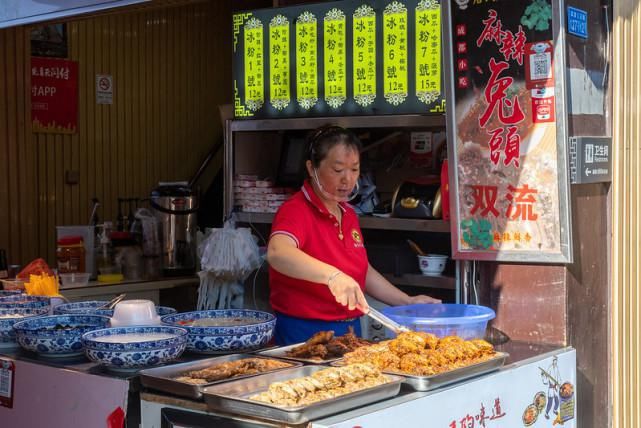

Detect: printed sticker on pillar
269,15,291,110
353,5,376,107
416,0,441,105
296,11,318,110
244,17,264,112
383,1,408,106
324,8,347,109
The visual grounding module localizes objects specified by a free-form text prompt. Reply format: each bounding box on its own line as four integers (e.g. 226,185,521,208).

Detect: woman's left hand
406,294,441,304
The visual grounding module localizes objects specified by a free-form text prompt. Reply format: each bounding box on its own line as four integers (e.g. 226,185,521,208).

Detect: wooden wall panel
0,1,235,267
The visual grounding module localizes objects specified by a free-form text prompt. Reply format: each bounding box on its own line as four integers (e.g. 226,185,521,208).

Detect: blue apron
274,312,362,346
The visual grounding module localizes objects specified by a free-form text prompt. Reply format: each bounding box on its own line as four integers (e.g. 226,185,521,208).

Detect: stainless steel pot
150,183,198,275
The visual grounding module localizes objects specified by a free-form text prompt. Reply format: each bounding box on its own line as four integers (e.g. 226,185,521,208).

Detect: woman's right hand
327,272,369,313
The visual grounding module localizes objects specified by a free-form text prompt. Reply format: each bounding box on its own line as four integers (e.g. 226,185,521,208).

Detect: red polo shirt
268,180,368,321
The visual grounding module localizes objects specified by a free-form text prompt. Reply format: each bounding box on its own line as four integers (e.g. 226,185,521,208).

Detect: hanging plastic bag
196,220,261,310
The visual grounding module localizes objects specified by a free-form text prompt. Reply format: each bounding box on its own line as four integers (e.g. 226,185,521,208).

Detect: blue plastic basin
382,303,496,339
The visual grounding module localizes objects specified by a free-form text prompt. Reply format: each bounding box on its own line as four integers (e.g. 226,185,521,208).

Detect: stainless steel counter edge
60,276,199,299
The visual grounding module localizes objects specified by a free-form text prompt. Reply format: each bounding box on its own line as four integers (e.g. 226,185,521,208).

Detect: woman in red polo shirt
267,125,440,345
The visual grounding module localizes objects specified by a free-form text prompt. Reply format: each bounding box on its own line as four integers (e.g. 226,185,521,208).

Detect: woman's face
307,143,360,202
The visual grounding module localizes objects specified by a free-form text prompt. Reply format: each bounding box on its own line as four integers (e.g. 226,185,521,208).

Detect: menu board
232,0,446,119
443,0,572,263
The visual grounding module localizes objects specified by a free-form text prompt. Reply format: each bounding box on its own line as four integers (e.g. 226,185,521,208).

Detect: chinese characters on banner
383,1,408,106
269,15,291,110
232,0,446,119
415,0,441,105
244,17,264,112
352,5,377,107
448,397,506,428
446,0,571,262
324,8,347,109
31,57,78,134
296,12,318,110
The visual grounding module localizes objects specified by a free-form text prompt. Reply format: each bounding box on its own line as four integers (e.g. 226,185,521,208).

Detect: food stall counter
139,342,576,428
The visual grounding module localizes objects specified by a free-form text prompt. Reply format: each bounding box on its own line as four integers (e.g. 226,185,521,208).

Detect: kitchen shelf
229,114,445,132
233,212,450,233
382,273,456,290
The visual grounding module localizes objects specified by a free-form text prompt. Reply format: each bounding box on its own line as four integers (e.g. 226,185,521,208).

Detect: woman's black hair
307,125,362,168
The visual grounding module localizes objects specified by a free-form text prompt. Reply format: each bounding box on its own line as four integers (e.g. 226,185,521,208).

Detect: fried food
250,364,388,407
175,358,293,384
343,332,497,376
286,327,371,360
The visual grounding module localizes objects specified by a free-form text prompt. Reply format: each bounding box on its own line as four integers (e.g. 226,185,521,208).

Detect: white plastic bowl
110,299,161,327
417,254,448,276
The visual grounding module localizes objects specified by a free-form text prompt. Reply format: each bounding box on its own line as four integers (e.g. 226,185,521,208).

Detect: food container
82,325,188,371
0,307,50,348
59,272,91,288
0,289,23,297
161,309,276,354
139,354,301,400
110,299,161,326
54,300,176,318
417,254,448,276
13,314,110,357
382,303,496,339
202,365,404,425
0,294,50,310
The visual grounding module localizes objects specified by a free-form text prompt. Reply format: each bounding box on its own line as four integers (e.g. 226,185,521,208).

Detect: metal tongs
366,307,411,334
99,293,126,309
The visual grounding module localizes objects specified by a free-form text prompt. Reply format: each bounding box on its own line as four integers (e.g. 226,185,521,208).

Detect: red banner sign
31,57,78,134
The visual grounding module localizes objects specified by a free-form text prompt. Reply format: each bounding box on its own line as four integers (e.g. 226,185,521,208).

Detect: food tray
139,354,302,400
334,351,508,391
256,343,343,364
202,365,404,425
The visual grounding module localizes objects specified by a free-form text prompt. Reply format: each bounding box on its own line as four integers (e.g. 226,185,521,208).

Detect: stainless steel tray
334,352,508,391
202,365,404,425
256,343,343,364
139,354,302,400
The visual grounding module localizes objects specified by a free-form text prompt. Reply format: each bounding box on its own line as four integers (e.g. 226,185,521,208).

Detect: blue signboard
567,6,588,39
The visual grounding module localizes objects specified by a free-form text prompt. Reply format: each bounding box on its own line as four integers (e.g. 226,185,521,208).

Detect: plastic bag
196,220,261,310
17,258,54,280
198,220,261,280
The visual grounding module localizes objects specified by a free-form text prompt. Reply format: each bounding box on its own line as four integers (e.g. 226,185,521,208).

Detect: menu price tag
296,12,318,109
324,8,347,109
0,358,15,408
269,15,291,110
353,5,376,107
383,1,408,106
244,17,264,112
415,0,441,105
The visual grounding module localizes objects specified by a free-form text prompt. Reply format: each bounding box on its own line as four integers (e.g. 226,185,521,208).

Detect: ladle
407,239,427,257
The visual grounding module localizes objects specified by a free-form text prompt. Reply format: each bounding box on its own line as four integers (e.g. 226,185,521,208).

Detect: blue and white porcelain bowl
160,309,275,354
81,325,188,370
0,290,23,297
0,295,50,310
54,301,176,318
53,300,109,315
0,307,50,348
13,314,110,357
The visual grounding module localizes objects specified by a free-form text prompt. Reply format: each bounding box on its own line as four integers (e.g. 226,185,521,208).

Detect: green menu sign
232,0,445,119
